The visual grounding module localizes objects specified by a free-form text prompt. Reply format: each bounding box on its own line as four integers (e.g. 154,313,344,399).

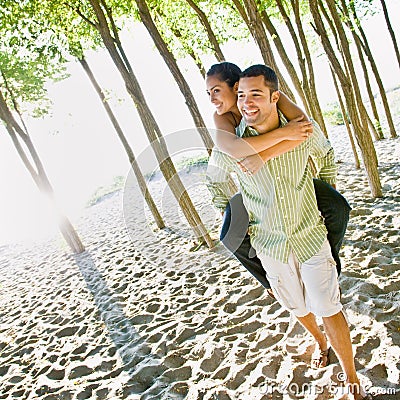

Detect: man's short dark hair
240,64,279,94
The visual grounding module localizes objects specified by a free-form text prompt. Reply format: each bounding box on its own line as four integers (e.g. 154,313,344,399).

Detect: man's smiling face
237,75,279,133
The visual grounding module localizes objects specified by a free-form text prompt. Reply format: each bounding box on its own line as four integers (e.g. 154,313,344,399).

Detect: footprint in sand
164,352,187,369
212,366,230,380
355,336,380,365
163,365,192,381
145,302,161,313
254,333,284,350
223,302,237,314
130,314,154,325
226,359,260,390
200,348,225,372
169,381,189,397
46,368,66,380
68,365,94,379
262,354,285,379
55,326,79,338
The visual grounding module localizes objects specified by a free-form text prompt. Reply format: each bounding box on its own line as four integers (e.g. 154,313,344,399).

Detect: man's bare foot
311,345,331,368
334,382,373,400
351,384,373,400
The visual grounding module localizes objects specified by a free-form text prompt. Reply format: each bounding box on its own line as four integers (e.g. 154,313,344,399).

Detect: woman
205,62,352,370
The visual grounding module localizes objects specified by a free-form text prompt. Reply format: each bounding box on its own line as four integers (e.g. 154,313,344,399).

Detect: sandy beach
0,125,399,399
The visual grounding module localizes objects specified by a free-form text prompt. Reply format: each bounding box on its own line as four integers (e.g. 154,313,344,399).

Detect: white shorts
258,240,342,317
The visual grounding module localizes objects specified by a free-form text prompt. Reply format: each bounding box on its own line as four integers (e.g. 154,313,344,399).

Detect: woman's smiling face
206,75,238,115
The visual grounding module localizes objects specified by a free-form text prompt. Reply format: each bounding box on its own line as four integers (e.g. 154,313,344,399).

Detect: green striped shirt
207,118,337,263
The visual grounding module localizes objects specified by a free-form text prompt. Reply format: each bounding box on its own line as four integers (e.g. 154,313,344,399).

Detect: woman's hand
237,153,264,175
281,116,313,141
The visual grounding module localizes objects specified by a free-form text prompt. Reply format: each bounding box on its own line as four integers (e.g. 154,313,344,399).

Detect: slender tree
135,0,214,152
0,90,85,253
348,26,383,137
0,3,85,253
185,0,225,62
338,0,386,138
309,0,382,197
78,56,165,229
281,0,328,133
347,0,397,138
150,0,244,73
156,16,206,77
84,0,213,247
318,0,381,141
231,0,295,100
259,9,309,111
379,0,400,71
330,67,360,169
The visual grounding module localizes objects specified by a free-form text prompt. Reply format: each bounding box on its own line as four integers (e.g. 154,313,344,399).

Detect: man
219,180,350,294
207,65,369,400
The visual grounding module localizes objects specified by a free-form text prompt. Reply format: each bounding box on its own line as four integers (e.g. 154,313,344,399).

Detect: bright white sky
0,1,399,246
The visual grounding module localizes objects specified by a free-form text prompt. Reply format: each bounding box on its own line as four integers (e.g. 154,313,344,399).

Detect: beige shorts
258,240,342,317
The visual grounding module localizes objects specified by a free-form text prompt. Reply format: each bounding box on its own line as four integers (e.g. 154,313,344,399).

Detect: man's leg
323,312,363,399
296,313,329,367
313,179,351,275
301,240,364,399
220,193,271,290
257,251,330,367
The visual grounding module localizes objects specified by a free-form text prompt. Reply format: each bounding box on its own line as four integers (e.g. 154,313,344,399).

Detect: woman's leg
220,193,271,289
313,179,351,275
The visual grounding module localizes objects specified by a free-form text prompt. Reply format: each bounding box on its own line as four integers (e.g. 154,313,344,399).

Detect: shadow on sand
73,251,169,398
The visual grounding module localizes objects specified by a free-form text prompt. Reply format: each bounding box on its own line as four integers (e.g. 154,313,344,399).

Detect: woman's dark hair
206,62,242,88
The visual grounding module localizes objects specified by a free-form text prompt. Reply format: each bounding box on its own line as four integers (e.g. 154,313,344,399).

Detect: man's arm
206,149,237,212
277,92,309,121
309,121,338,187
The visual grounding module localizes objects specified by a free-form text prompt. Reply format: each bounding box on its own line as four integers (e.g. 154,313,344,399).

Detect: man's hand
282,115,313,141
237,153,264,175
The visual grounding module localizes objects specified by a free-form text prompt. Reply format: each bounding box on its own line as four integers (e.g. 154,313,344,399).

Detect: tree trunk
260,10,308,111
135,0,214,153
380,0,400,71
330,66,360,169
79,57,165,229
309,0,382,198
154,10,206,77
348,2,397,139
338,0,383,138
232,0,295,100
289,0,327,134
185,0,225,62
323,0,381,144
0,90,85,253
87,0,214,247
354,35,383,139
